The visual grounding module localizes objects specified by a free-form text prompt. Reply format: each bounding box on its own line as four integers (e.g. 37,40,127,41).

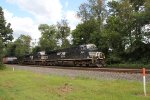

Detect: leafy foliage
105,0,150,64
0,38,4,62
32,46,42,55
73,0,107,51
3,0,150,66
14,35,31,58
37,20,71,52
39,24,57,51
0,7,13,44
56,19,71,48
0,6,13,69
74,0,150,64
4,34,32,60
72,19,99,46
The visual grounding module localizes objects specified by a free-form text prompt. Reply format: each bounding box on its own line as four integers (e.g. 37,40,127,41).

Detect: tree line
0,7,13,68
3,19,71,59
73,0,150,64
0,0,150,67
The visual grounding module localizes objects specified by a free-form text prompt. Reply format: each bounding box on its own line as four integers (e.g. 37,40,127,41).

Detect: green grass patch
0,68,150,100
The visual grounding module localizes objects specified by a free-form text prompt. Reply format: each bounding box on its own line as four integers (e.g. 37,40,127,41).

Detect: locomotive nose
96,52,105,59
88,52,105,59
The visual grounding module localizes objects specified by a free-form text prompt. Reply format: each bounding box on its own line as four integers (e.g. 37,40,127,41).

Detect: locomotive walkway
7,64,150,82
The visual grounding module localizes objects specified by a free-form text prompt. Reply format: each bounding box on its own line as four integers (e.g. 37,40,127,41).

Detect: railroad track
47,66,150,74
10,64,150,74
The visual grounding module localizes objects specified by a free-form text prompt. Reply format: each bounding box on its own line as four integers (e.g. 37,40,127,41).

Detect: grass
0,68,150,100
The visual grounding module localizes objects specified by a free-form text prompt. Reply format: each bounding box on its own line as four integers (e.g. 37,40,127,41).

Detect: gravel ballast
7,65,150,82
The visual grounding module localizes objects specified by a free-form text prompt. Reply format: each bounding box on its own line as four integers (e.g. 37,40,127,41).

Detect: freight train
4,44,105,67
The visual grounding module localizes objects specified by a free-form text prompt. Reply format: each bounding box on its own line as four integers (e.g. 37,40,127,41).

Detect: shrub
0,62,6,70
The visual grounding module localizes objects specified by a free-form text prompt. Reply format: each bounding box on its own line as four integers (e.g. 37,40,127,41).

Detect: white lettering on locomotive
57,52,66,58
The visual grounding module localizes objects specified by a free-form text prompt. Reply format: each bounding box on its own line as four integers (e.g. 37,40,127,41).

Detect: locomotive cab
80,44,98,52
86,44,98,51
80,44,105,67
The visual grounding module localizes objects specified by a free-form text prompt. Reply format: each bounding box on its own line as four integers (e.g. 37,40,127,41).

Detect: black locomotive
20,44,105,67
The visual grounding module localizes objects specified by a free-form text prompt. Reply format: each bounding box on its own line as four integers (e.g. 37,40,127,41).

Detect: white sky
2,0,83,41
1,0,113,42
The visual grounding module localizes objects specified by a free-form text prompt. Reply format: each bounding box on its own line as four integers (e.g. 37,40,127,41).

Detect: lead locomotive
21,44,105,67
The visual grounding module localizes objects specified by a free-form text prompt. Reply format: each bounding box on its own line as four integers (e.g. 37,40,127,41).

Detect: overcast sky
0,0,88,41
0,0,112,41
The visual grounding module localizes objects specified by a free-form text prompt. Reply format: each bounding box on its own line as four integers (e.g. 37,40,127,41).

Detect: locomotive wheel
86,64,89,67
96,64,103,67
96,60,104,67
74,61,78,66
79,64,82,66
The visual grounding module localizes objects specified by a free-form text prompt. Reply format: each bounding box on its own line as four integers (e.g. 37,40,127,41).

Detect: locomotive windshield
86,44,97,50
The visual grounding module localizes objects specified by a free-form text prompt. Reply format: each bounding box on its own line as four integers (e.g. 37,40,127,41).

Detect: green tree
106,0,134,52
0,6,13,67
129,0,149,41
56,19,70,48
0,38,4,61
73,0,107,52
39,24,57,51
4,42,16,57
32,46,42,55
14,35,31,58
72,19,99,45
0,7,13,44
77,3,91,22
74,0,150,64
77,0,106,32
105,0,150,63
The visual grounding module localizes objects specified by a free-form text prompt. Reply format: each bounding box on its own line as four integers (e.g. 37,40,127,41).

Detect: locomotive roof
46,43,97,54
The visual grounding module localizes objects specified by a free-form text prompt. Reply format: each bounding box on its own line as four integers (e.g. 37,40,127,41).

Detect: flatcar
20,44,105,67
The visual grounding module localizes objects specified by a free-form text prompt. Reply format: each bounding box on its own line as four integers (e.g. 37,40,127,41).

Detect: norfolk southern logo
57,52,66,58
